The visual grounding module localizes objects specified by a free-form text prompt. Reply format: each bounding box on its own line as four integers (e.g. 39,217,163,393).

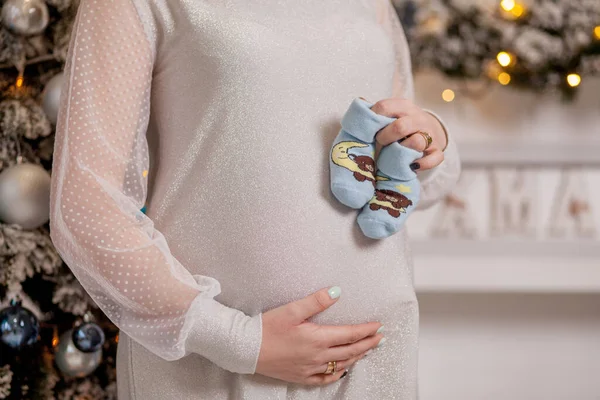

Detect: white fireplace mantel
410,73,600,294
412,239,600,293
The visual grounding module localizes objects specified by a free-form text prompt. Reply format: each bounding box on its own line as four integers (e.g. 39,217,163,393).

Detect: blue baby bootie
357,142,423,239
330,97,396,209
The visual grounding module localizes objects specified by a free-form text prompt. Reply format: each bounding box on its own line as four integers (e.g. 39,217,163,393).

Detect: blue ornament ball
71,322,105,353
0,301,39,349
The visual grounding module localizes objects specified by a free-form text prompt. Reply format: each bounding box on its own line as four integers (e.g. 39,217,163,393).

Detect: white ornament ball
1,0,49,36
42,73,64,125
55,329,102,378
0,163,51,229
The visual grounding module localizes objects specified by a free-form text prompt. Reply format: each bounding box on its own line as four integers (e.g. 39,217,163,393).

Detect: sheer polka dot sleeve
49,0,262,374
375,0,461,210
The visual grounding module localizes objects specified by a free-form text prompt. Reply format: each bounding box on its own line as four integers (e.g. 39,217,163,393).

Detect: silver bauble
1,0,49,36
42,73,64,125
0,163,51,229
55,329,102,377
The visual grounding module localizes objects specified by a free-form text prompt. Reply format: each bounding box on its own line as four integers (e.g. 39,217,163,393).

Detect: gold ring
324,361,337,375
416,130,433,151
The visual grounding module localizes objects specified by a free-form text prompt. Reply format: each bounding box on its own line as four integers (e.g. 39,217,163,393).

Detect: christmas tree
395,0,600,100
0,0,118,398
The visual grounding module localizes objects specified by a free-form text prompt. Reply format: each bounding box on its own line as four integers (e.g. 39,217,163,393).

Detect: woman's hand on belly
255,286,384,385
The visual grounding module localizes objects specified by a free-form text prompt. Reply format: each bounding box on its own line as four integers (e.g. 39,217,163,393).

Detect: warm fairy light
500,0,525,19
115,333,119,343
496,52,513,67
16,75,24,88
594,26,600,40
52,330,59,347
510,4,525,17
500,0,515,11
142,169,148,177
442,89,455,102
498,72,511,85
567,73,581,87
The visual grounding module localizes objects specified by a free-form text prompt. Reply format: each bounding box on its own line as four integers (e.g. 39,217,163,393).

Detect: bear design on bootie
369,188,414,218
357,141,423,239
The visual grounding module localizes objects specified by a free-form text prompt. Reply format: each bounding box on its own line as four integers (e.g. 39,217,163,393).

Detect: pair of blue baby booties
329,97,422,239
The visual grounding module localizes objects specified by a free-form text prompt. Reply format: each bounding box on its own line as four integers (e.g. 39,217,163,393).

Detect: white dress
49,0,461,398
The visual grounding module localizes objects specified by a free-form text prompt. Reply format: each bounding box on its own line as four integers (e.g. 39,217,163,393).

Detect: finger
285,286,341,324
376,116,417,146
320,322,382,347
370,97,415,119
304,365,347,386
309,350,368,376
399,132,429,152
325,333,384,361
412,150,444,171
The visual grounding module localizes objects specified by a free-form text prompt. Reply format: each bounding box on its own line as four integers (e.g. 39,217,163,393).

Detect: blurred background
0,0,598,399
397,0,600,399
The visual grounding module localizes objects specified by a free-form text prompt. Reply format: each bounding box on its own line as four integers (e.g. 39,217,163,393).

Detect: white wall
410,72,600,399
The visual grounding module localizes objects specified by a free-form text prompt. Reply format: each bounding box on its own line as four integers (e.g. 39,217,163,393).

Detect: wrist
184,296,263,374
423,110,449,152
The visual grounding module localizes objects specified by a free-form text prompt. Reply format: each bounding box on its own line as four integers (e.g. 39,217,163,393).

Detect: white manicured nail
328,286,342,299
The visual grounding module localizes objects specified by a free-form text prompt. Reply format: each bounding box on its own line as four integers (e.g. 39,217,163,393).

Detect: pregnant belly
188,219,418,329
161,177,418,328
122,224,420,400
123,219,420,399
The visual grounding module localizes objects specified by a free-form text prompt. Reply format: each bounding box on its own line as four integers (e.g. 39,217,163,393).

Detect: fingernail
328,286,342,299
410,162,420,171
376,326,385,334
377,337,387,348
364,349,373,356
340,370,348,378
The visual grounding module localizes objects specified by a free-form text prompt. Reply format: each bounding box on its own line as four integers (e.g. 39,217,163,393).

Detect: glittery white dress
49,0,460,399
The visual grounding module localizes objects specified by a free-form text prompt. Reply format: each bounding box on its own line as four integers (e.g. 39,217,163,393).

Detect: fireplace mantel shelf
412,239,600,293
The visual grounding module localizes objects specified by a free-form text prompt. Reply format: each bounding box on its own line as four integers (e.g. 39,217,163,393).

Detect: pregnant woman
49,0,460,399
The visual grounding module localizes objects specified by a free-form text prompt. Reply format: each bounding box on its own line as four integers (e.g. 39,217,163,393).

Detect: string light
500,0,525,19
498,72,511,85
52,326,59,347
510,4,525,18
566,73,581,87
500,0,515,11
442,89,455,102
496,51,513,67
594,26,600,40
16,75,24,88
